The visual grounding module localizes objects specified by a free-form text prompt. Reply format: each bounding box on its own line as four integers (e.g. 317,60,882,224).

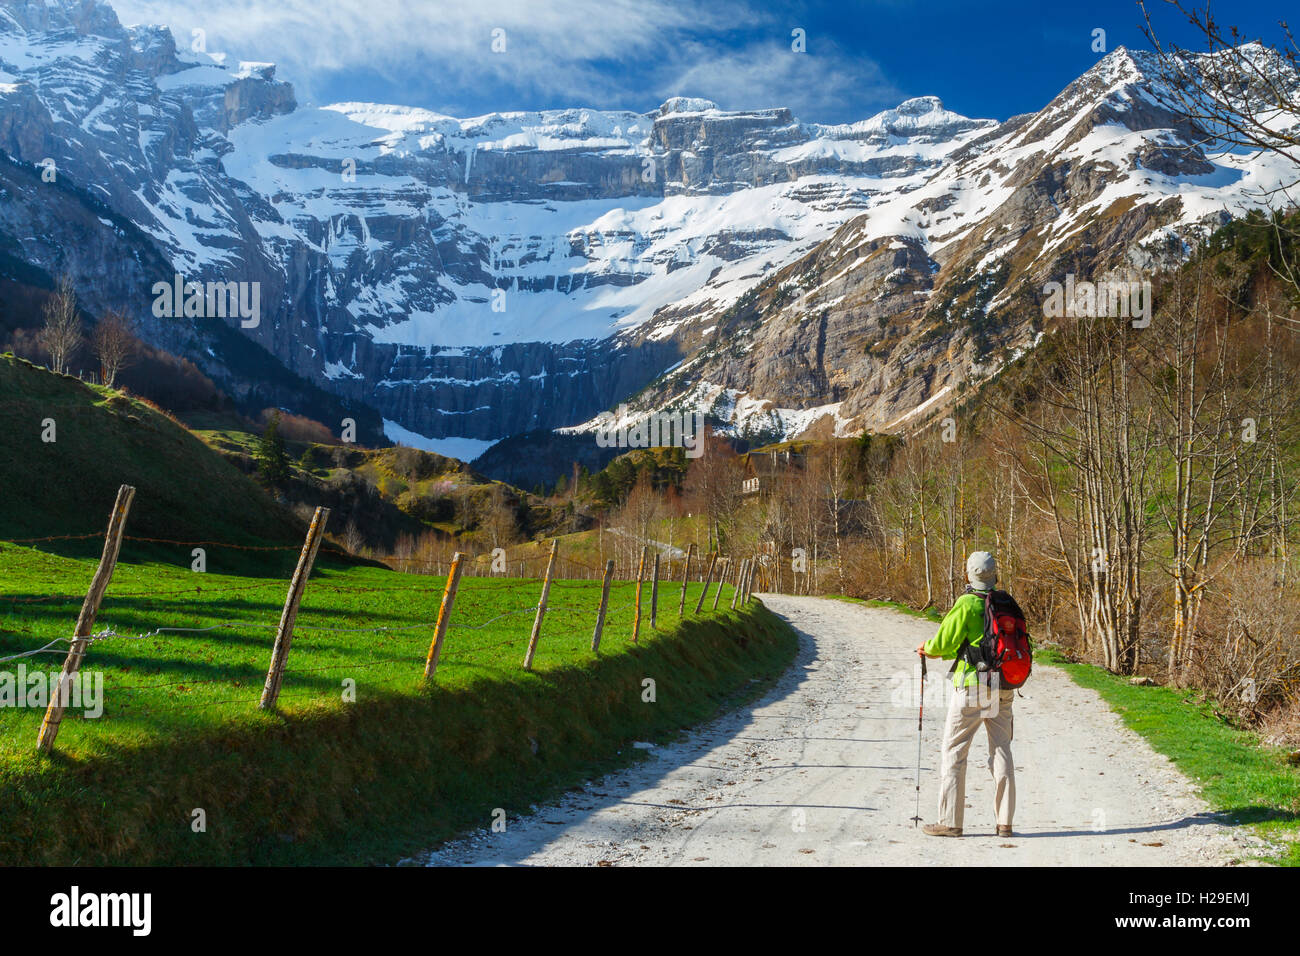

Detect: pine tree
257,411,291,485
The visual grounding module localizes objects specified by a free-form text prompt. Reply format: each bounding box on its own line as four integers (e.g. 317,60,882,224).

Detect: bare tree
617,471,665,548
1141,2,1300,302
1139,262,1232,676
1137,258,1297,678
343,518,365,555
39,275,82,376
1007,311,1156,675
820,442,850,595
392,532,416,572
478,483,519,552
682,428,743,552
92,308,137,387
887,433,940,609
765,464,800,593
1141,1,1300,182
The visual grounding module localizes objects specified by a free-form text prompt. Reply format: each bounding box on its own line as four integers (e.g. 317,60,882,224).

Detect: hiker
915,551,1018,838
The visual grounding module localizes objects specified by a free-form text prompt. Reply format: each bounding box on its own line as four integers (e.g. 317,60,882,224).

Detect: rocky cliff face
208,91,994,454
601,46,1298,444
0,0,299,372
0,0,1294,471
0,0,998,456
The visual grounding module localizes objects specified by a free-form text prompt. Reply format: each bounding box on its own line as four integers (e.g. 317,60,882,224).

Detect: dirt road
412,596,1254,866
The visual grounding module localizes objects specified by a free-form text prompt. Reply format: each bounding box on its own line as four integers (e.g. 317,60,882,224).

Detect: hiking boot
996,825,1013,837
922,824,962,837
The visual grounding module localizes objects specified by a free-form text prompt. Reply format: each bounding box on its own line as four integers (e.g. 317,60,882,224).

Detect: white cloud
106,0,901,122
665,38,902,120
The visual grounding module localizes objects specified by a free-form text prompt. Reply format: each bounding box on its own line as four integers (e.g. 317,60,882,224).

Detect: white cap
966,551,997,590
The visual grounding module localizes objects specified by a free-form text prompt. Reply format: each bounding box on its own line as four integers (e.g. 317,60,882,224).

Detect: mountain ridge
0,0,1295,478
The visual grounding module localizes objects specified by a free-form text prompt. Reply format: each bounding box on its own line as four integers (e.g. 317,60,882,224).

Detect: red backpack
950,588,1032,689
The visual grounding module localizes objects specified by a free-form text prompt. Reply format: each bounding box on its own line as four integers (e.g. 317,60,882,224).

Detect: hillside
195,421,594,551
0,352,309,563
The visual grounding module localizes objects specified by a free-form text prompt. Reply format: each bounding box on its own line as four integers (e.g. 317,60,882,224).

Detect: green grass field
0,543,795,864
0,544,717,756
1035,646,1300,866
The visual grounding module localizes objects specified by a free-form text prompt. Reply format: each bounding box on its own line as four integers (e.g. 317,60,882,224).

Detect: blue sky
108,0,1293,124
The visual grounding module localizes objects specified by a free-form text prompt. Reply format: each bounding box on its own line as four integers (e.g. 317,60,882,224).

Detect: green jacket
924,591,988,688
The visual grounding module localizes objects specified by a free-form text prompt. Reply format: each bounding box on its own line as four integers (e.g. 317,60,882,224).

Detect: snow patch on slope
382,419,499,462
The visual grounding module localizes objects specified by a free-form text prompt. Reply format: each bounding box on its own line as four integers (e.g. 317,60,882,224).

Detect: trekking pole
912,654,926,827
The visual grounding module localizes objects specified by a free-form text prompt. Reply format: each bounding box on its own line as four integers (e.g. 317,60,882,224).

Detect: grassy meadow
0,543,793,864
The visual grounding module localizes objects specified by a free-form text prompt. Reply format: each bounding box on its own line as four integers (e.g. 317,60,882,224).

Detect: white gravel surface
410,596,1260,866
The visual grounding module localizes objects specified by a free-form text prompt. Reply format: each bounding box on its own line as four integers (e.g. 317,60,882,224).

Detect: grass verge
1036,645,1299,866
824,594,943,623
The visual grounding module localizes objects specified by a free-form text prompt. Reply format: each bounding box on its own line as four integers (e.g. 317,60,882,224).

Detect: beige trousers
938,683,1016,830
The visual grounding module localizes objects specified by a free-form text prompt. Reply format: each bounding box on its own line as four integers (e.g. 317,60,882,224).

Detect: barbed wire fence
0,484,759,754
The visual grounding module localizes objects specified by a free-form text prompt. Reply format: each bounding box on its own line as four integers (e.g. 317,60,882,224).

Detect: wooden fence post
694,551,718,613
632,545,648,643
423,551,465,678
677,543,695,616
650,552,660,629
522,539,559,670
259,506,330,709
37,484,135,754
712,558,728,611
731,559,747,609
591,559,615,652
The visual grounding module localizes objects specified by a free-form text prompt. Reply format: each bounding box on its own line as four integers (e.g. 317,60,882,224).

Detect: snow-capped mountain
599,45,1300,444
0,0,1295,469
0,0,997,456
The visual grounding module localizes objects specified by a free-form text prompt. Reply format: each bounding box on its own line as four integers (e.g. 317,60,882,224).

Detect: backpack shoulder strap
949,592,990,677
948,638,971,678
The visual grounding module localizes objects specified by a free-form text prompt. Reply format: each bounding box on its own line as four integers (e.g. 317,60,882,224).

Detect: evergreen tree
257,411,291,485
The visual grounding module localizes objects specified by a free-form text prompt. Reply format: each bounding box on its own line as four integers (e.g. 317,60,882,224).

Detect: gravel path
411,596,1255,866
